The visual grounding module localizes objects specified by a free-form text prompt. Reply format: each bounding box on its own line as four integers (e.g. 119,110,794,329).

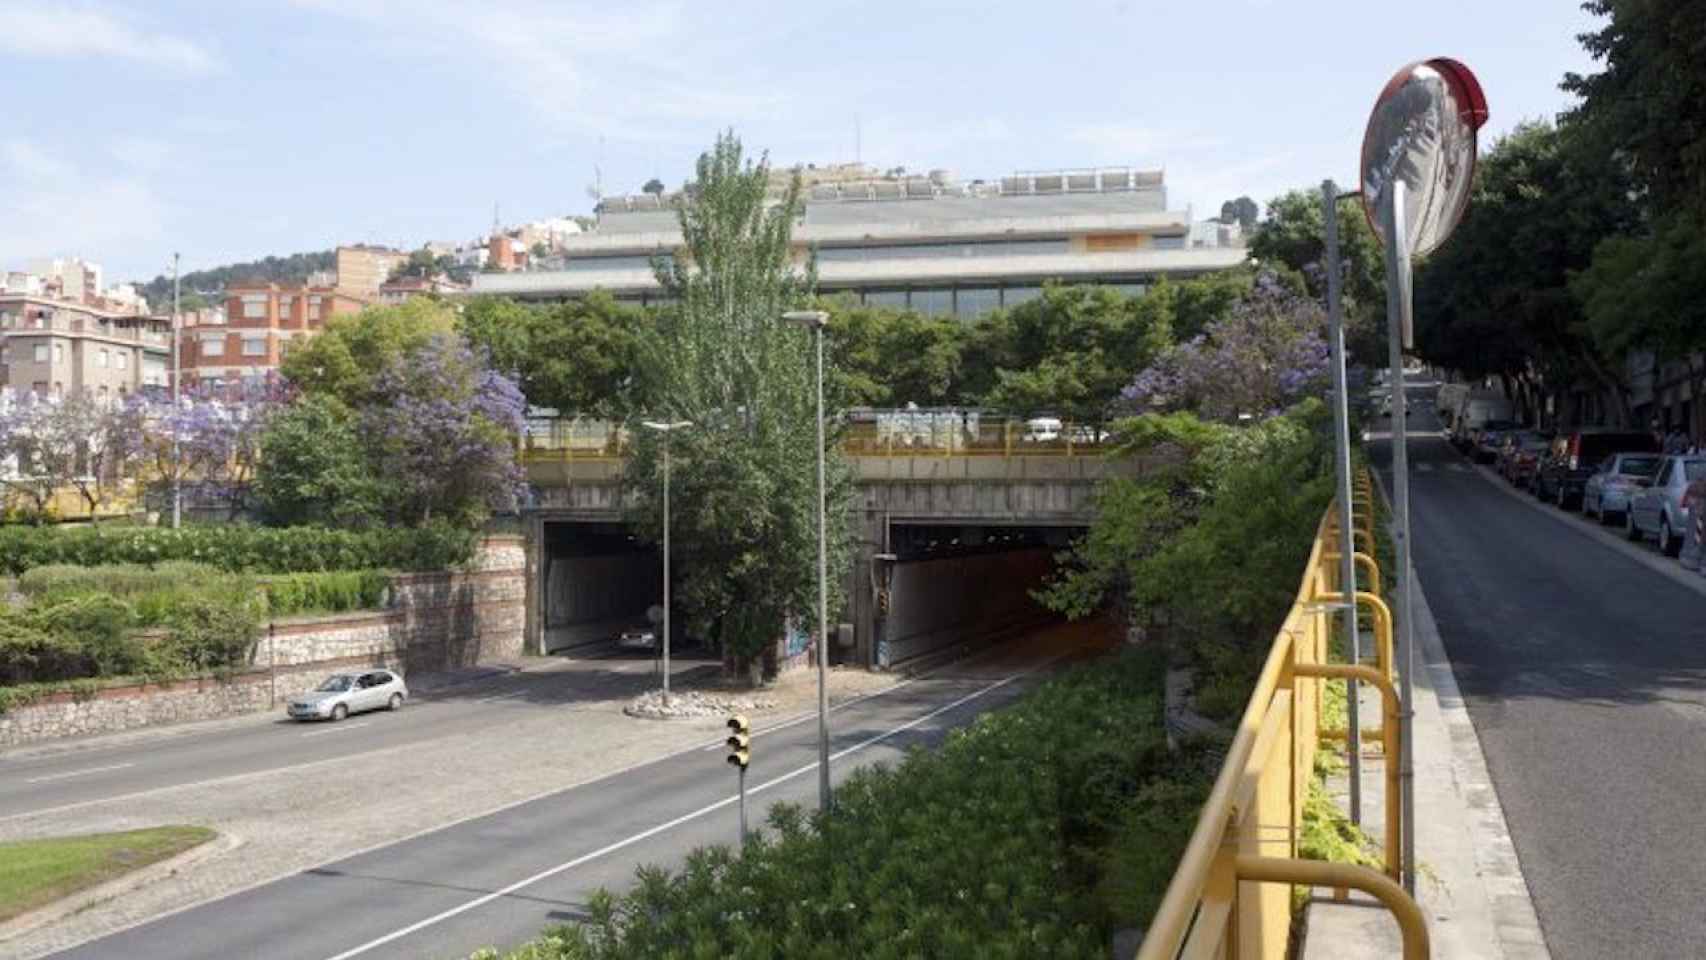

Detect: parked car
617,623,658,651
1471,422,1520,463
1451,393,1514,449
1498,431,1552,485
1580,452,1662,524
1682,476,1706,571
287,670,407,721
1534,429,1659,508
1023,417,1063,442
1626,455,1706,556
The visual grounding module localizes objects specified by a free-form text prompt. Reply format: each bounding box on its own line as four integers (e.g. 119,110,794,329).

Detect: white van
1436,383,1469,422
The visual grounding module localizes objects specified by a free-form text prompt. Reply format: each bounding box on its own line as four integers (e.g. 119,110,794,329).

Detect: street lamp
641,418,692,707
782,308,832,814
171,252,181,530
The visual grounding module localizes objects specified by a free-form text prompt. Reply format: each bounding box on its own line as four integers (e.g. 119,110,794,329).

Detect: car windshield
1619,457,1660,476
316,675,354,692
1686,462,1706,482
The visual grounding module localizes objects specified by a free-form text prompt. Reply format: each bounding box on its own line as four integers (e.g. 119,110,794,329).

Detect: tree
1412,121,1639,425
461,293,650,416
254,395,384,527
1218,196,1259,230
360,337,527,526
142,380,283,520
626,131,853,682
0,392,62,519
279,298,458,406
0,392,144,523
641,178,666,196
1120,273,1330,423
1249,189,1384,311
820,297,967,408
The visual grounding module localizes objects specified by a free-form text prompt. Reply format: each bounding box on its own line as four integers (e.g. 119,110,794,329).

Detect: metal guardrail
519,411,1115,463
1137,470,1429,960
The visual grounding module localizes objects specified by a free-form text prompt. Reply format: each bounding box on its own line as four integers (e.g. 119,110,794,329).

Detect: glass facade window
816,239,1070,262
563,254,669,272
863,290,908,310
1108,283,1148,298
954,287,1000,319
1151,235,1186,250
911,288,953,317
1002,286,1043,307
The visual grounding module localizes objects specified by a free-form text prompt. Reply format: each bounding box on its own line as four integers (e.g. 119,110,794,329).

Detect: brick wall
0,537,525,747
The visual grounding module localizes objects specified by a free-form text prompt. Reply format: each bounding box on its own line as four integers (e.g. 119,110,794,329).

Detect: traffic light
727,714,750,769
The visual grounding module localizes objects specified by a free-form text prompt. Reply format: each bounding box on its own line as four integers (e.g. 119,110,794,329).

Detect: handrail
1135,502,1425,960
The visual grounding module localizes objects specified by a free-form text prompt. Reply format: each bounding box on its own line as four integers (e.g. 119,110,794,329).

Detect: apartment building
334,245,409,295
472,166,1248,318
180,282,369,388
0,294,171,399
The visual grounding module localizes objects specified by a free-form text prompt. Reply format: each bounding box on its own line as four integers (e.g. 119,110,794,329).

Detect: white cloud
0,2,223,73
0,138,172,274
290,0,781,142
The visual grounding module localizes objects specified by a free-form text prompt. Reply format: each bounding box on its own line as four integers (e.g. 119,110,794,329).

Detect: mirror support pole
1383,181,1418,895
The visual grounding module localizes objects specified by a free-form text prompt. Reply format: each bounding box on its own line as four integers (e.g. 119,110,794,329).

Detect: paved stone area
0,659,899,959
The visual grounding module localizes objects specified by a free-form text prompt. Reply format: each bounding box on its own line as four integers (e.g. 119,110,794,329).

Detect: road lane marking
299,722,371,738
24,762,135,784
320,669,1032,960
699,675,924,752
1417,463,1434,473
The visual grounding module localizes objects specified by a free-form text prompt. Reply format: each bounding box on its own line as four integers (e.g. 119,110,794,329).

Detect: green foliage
279,299,459,407
253,395,384,527
623,131,854,673
137,250,335,313
260,570,391,617
481,648,1209,960
461,293,650,416
821,296,967,407
0,524,473,576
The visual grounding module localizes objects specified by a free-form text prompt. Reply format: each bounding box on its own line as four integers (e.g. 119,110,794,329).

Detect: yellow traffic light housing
727,714,750,769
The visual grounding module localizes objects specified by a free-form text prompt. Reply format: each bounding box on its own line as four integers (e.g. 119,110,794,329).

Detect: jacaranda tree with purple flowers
1119,271,1330,423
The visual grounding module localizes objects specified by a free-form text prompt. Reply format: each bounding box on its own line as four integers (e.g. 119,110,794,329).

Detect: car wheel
331,703,349,722
389,693,404,711
1662,518,1682,557
1625,509,1644,542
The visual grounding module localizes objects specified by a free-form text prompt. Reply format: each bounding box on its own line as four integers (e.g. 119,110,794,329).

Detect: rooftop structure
474,166,1246,318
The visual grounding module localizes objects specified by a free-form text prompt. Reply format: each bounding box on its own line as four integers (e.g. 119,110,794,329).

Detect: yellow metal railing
1136,471,1428,960
518,412,1115,463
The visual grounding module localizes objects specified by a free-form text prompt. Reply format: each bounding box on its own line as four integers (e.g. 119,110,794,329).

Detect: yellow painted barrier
1135,503,1425,960
1321,550,1382,597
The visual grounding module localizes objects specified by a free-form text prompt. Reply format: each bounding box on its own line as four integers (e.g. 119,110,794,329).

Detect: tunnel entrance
875,523,1084,667
541,521,660,655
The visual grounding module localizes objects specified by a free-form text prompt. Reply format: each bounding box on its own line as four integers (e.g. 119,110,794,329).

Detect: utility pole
171,252,182,529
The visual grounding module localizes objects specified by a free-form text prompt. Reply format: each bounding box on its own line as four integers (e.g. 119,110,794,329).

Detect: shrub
481,648,1210,960
0,523,476,576
18,563,222,602
158,586,263,676
261,570,392,617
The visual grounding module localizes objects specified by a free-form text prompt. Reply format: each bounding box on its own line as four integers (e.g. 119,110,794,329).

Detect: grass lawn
0,825,216,923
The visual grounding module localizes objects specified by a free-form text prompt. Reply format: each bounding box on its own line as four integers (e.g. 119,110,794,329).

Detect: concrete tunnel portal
540,521,660,654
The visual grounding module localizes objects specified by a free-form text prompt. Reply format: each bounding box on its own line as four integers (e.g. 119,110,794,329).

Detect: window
115,351,128,370
241,295,267,319
1151,234,1186,250
54,343,64,363
242,338,267,357
278,296,294,314
953,287,1000,319
911,288,953,316
98,348,110,368
863,290,907,309
33,343,48,363
1002,286,1043,307
202,338,226,357
0,310,12,327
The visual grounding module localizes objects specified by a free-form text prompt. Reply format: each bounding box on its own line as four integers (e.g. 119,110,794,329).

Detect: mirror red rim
1359,57,1489,244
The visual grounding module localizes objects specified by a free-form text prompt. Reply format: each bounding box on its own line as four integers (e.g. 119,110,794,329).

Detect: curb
0,830,242,947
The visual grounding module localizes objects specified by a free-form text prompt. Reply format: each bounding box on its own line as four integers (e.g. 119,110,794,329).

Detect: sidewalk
1301,569,1549,959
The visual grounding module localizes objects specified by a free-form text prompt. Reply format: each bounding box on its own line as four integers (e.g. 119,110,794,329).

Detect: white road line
320,670,1029,960
299,722,371,738
1417,463,1435,473
699,675,924,752
23,762,135,784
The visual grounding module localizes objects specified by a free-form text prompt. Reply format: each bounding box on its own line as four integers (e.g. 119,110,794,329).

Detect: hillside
138,250,335,312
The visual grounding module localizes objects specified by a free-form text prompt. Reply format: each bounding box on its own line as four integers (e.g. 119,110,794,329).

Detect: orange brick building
181,282,370,388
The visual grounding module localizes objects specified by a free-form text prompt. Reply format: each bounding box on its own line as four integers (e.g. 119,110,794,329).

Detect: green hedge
260,570,392,617
0,523,475,576
475,649,1214,960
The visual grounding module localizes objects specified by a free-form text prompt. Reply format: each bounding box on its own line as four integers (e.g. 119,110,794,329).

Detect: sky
0,0,1601,285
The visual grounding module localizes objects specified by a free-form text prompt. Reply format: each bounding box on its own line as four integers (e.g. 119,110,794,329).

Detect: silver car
1581,453,1662,524
617,623,658,651
1627,455,1706,556
287,670,408,721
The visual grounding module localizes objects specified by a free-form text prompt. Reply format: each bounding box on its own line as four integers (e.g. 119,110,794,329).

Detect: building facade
472,166,1248,317
179,282,369,388
0,295,170,399
334,245,409,295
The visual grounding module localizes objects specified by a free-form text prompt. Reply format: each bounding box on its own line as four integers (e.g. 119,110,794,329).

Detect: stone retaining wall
0,537,525,747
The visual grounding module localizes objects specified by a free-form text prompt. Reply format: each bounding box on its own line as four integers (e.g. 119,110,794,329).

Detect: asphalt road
0,651,715,821
38,623,1102,960
1371,379,1706,960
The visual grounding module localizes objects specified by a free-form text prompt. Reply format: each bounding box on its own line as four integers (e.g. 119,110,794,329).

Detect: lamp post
641,419,692,707
782,308,831,814
171,252,181,529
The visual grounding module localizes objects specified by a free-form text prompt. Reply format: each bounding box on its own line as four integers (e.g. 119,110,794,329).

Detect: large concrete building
472,166,1247,316
333,245,409,295
0,294,170,399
